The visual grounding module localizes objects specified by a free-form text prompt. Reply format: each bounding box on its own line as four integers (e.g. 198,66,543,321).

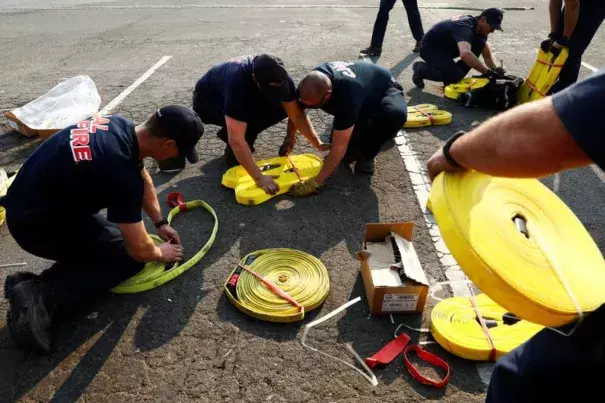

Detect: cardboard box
4,111,59,140
357,222,429,315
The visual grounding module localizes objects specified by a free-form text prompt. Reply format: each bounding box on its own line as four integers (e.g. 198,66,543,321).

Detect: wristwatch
154,218,169,228
443,131,466,169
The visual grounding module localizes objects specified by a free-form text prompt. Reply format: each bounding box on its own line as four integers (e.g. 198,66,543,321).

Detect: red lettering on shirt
72,146,92,162
69,114,110,163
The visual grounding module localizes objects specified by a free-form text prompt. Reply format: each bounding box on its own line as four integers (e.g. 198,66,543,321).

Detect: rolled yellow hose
224,248,330,322
428,171,605,327
444,78,490,100
222,154,323,206
0,169,18,227
111,199,218,294
430,294,543,361
404,104,452,128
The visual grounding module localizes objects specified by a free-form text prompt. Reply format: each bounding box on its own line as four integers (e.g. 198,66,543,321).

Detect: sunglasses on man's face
299,88,330,108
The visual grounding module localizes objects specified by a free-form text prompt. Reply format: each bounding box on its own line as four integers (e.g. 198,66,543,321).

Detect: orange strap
237,263,303,311
287,155,304,183
525,79,546,98
536,59,564,68
413,106,435,125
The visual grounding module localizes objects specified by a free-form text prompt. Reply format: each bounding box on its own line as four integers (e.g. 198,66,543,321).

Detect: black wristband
154,218,169,228
443,131,466,169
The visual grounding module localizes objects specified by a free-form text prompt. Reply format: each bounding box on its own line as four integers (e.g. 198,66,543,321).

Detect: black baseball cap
252,54,291,101
480,7,504,31
155,105,204,163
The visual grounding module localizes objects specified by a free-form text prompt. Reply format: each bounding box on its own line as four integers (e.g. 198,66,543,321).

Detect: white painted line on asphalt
553,173,561,192
99,56,172,116
394,132,472,298
581,61,598,72
590,164,605,183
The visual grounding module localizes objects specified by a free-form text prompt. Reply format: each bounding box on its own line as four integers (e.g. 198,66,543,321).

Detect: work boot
354,157,376,175
360,46,382,57
6,279,55,354
412,40,422,53
223,145,238,168
157,155,185,173
4,272,39,298
412,62,425,89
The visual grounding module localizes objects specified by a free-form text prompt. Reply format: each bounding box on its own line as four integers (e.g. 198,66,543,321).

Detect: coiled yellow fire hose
224,248,330,322
444,78,490,101
222,154,322,206
428,171,605,327
0,169,17,227
518,47,569,104
404,104,452,128
112,193,218,294
430,294,543,361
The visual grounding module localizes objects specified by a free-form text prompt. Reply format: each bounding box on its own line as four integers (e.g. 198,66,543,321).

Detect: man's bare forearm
562,0,580,38
141,168,162,223
550,0,563,33
449,97,591,177
461,51,489,74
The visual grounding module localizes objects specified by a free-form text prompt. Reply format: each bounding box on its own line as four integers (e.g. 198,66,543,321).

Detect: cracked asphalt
0,1,603,402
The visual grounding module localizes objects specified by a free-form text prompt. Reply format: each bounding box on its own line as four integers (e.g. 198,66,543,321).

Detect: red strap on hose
167,192,188,212
365,332,450,388
403,345,451,388
237,264,303,312
413,106,435,126
467,78,477,91
536,59,564,68
365,332,411,368
525,79,546,98
286,155,304,183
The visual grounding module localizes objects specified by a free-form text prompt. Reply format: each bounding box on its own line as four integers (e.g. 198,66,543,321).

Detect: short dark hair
144,111,168,138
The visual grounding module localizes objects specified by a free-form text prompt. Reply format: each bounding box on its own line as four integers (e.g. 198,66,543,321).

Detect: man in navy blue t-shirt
412,8,504,88
427,70,605,401
193,54,329,195
290,61,407,196
0,105,204,353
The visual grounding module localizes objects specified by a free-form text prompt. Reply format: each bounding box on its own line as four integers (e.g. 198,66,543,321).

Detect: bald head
298,71,332,107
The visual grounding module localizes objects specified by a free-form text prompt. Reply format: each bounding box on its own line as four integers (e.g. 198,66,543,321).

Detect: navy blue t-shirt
552,70,605,170
313,61,396,130
194,55,296,124
423,15,487,58
5,115,144,223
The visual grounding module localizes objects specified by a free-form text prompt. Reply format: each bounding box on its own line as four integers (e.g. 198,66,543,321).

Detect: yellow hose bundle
224,248,330,322
404,104,452,128
430,294,543,361
444,78,490,101
517,47,569,104
221,154,323,206
0,169,17,227
112,198,218,294
428,171,605,327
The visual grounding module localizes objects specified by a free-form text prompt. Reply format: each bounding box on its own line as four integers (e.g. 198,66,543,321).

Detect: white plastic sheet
10,75,101,130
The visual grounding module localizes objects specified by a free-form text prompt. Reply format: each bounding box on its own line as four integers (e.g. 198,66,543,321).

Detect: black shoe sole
7,283,52,354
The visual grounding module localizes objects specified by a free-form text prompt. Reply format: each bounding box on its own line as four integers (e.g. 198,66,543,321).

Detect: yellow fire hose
0,169,17,227
430,294,543,361
518,47,569,104
224,248,330,322
111,193,218,294
222,154,323,206
428,171,605,327
444,78,490,101
404,104,452,128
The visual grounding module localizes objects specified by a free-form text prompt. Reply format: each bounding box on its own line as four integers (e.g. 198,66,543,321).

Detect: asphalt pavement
0,1,603,402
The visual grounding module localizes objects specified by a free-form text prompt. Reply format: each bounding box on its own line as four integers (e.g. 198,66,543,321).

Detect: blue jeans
487,304,605,402
370,0,424,47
